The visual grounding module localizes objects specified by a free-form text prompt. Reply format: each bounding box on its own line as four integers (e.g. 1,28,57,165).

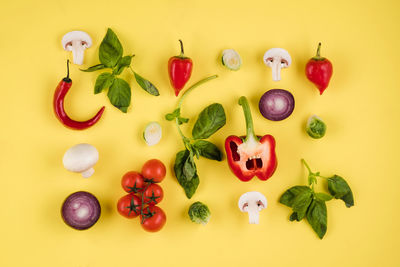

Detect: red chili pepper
168,40,193,96
53,60,105,130
305,43,333,95
225,96,277,182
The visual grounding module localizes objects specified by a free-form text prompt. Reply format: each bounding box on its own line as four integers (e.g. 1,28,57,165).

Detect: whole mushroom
63,143,99,178
62,31,92,65
238,191,267,224
263,48,292,81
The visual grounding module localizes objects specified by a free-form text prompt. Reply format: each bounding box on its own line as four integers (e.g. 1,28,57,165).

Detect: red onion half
61,191,101,230
259,89,295,121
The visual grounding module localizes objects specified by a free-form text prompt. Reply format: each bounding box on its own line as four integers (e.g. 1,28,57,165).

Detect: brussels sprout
188,201,211,225
306,115,326,139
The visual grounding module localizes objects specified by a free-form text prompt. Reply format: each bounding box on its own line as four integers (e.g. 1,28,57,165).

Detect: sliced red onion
61,191,101,230
259,89,295,121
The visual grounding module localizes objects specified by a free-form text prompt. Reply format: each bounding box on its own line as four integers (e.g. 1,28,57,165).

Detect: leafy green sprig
165,75,226,198
81,28,159,113
280,159,354,239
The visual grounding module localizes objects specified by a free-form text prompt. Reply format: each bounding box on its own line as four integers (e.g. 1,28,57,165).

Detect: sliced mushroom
263,48,292,81
62,31,92,65
238,191,267,224
63,143,99,178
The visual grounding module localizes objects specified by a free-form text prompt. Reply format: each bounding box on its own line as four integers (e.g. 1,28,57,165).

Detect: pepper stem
179,39,184,56
316,42,321,57
66,59,70,79
238,96,257,141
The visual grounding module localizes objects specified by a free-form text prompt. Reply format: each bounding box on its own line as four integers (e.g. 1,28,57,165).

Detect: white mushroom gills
238,191,267,224
62,31,92,65
63,143,99,178
263,48,292,81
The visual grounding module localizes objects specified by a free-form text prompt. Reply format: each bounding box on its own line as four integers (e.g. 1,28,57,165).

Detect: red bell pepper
305,43,333,95
168,40,193,96
225,96,277,182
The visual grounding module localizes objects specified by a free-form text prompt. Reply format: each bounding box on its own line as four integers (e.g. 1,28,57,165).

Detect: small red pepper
225,96,277,182
168,40,193,96
53,60,105,130
305,43,333,95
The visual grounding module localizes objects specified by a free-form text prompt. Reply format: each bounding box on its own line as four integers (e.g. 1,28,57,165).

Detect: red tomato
141,159,166,183
117,194,142,218
140,206,166,232
121,171,145,193
143,184,164,205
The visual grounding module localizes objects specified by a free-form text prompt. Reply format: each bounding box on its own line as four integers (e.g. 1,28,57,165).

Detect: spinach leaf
134,72,160,96
113,55,132,75
107,78,131,113
81,64,107,72
192,140,222,161
192,103,226,139
327,175,354,207
94,72,114,94
306,199,327,239
279,186,312,207
292,189,313,221
174,150,199,199
99,28,123,68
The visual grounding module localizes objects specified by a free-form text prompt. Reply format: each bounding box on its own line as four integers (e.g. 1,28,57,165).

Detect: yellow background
1,0,399,266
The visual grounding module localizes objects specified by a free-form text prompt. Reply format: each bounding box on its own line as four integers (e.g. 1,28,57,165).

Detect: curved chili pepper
168,40,193,96
53,60,105,130
225,96,277,182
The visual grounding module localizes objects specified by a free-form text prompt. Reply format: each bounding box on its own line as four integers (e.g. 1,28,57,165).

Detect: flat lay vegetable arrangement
55,28,354,239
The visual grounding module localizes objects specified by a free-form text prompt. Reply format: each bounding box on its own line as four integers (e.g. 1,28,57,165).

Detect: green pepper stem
66,60,70,78
316,42,321,57
179,39,184,56
177,75,218,109
238,96,257,141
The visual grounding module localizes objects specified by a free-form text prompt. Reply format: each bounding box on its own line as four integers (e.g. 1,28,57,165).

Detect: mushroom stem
81,168,95,178
247,205,260,224
69,40,86,65
271,60,281,81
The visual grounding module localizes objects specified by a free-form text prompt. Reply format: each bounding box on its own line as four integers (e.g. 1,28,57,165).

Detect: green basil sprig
166,75,226,198
280,159,354,239
81,28,159,113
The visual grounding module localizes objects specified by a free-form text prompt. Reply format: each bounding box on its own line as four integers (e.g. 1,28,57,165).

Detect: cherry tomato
141,159,166,183
143,184,164,205
140,206,166,232
121,171,145,193
117,194,142,218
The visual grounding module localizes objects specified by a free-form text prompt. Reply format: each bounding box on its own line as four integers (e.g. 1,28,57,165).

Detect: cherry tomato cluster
117,159,167,232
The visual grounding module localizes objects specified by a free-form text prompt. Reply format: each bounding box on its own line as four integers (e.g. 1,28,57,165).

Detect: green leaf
134,72,160,96
306,199,327,239
174,150,200,199
94,72,114,94
327,175,354,208
183,154,196,180
289,212,300,222
80,64,107,72
99,28,123,68
165,108,180,121
113,55,132,75
192,140,222,161
192,103,226,139
279,186,312,207
107,78,131,113
177,117,189,125
315,192,333,202
292,189,313,221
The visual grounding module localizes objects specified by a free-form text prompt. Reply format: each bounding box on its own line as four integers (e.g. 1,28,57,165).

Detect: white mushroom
238,191,267,224
263,48,292,81
62,31,92,65
63,143,99,178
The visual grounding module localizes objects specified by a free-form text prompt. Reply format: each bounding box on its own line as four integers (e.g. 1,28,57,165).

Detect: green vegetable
166,75,226,198
81,28,159,112
221,49,242,71
188,201,211,225
279,159,354,239
306,115,326,139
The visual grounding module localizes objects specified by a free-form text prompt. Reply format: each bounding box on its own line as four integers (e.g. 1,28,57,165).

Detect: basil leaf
192,103,226,139
174,150,199,199
327,175,354,207
94,72,114,94
99,28,123,68
192,140,222,161
81,64,107,72
177,117,189,125
183,154,196,180
289,212,299,222
279,186,312,207
107,78,131,113
292,189,313,221
134,72,160,96
166,108,180,121
315,192,333,202
113,55,132,75
306,199,327,239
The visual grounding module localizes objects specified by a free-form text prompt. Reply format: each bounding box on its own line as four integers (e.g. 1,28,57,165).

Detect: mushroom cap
63,143,98,173
61,31,92,50
238,191,267,212
263,48,292,67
